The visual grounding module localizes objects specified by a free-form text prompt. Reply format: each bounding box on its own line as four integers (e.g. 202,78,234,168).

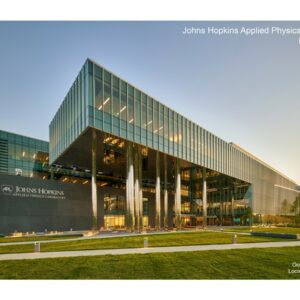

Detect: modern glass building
46,58,299,230
0,130,49,178
0,58,299,234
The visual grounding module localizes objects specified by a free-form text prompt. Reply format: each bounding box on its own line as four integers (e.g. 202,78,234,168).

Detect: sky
0,21,299,184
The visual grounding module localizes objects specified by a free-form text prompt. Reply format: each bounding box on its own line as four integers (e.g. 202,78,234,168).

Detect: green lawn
0,234,83,244
0,246,299,279
225,227,300,234
0,231,287,254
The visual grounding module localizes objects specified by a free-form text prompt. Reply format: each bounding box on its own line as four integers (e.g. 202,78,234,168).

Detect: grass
0,246,299,279
225,226,300,234
0,231,287,254
0,234,83,244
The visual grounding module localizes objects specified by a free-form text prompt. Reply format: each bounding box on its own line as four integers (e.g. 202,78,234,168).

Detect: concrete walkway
0,228,252,247
0,229,224,247
0,240,300,261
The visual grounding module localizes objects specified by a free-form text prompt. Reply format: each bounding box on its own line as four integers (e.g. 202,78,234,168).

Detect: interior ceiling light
103,97,110,105
120,106,126,113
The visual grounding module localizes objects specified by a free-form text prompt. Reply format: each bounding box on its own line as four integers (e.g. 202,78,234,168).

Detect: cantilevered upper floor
49,58,298,196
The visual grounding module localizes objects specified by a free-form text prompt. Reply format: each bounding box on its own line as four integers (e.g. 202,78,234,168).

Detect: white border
0,0,300,20
1,0,299,297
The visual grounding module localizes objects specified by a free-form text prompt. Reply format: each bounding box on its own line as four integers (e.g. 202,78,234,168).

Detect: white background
0,0,299,298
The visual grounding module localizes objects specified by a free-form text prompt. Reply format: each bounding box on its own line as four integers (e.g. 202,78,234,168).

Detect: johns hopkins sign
0,174,93,234
1,184,65,200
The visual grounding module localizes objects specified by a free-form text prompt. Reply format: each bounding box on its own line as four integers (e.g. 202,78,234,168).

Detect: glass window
121,80,127,93
187,120,190,161
95,79,103,110
173,113,177,156
178,115,182,158
113,76,119,89
147,97,153,146
120,90,127,121
104,70,111,85
128,85,134,96
135,94,141,127
153,100,158,134
128,94,134,124
141,94,147,130
147,97,153,132
113,87,120,117
103,84,111,114
141,94,147,144
95,65,102,80
104,194,126,213
134,90,141,142
120,83,127,138
169,111,174,139
159,104,164,136
88,61,93,75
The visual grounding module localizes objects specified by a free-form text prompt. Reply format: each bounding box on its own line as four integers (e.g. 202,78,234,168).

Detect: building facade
0,58,299,234
48,58,300,230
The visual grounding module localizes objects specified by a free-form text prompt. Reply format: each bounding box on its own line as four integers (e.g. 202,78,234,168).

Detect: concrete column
231,186,235,225
155,151,161,230
220,188,224,226
134,145,143,232
91,129,98,230
134,146,139,231
126,142,135,231
202,168,207,227
174,158,181,230
138,147,143,231
163,154,168,229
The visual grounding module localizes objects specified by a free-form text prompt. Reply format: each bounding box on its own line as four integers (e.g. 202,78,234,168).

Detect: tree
290,195,300,225
281,199,290,216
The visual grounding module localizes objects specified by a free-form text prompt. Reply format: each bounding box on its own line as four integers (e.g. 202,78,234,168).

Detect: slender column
220,188,224,226
126,142,135,231
155,151,161,230
134,146,139,231
91,129,98,230
163,154,168,229
202,168,207,227
134,145,143,232
174,158,181,230
231,187,235,225
138,147,143,231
